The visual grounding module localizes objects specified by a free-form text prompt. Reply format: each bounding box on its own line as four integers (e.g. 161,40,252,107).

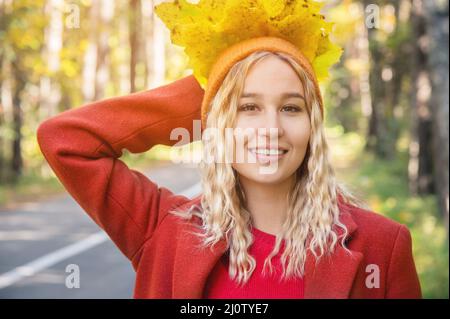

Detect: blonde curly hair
170,51,368,286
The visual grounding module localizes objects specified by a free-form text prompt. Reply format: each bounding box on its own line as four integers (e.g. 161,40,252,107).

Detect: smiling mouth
247,147,289,162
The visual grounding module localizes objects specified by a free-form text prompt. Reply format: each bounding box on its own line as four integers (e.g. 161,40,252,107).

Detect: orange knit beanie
200,36,325,128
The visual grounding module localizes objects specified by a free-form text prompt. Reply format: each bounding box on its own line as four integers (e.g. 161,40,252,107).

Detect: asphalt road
0,162,201,298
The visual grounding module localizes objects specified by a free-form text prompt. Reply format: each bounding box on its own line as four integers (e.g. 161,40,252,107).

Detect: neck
238,174,295,236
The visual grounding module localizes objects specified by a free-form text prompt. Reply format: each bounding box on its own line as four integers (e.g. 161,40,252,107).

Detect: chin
235,163,294,185
252,174,288,185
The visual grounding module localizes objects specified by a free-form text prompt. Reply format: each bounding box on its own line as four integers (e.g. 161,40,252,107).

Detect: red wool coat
37,75,422,299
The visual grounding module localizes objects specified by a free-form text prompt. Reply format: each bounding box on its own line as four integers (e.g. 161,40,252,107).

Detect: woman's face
231,55,311,185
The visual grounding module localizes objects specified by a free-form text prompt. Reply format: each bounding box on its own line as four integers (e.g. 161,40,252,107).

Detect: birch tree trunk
39,0,63,120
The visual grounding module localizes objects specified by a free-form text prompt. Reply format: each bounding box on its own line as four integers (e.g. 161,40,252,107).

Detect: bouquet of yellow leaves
155,0,342,88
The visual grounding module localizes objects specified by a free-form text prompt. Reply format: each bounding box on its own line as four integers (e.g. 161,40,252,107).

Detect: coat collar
303,207,363,298
172,196,362,298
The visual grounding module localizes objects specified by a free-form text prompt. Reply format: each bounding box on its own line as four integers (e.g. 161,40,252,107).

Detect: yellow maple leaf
155,0,343,88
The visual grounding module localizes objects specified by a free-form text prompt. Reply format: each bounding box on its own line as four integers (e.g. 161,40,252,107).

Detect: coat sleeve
385,224,422,298
36,75,204,262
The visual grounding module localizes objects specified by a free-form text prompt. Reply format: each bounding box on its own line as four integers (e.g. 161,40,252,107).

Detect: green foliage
337,138,449,298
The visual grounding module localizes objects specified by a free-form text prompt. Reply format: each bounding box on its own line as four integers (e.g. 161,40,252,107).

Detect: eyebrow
240,92,306,101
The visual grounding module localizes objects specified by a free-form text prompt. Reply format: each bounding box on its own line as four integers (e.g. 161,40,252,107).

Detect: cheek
285,119,311,149
234,116,254,130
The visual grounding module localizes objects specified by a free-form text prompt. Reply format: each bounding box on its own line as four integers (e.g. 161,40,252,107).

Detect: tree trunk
82,1,99,102
142,0,154,89
366,36,389,157
364,1,399,159
424,0,449,231
409,0,435,196
11,62,26,182
150,0,166,88
39,0,63,120
81,0,113,102
363,0,386,156
94,0,114,100
358,4,373,129
119,3,130,94
0,0,6,182
1,57,14,183
129,0,140,93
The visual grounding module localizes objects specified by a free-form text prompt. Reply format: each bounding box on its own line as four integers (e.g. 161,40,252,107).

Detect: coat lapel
304,207,363,298
172,196,228,298
172,221,228,298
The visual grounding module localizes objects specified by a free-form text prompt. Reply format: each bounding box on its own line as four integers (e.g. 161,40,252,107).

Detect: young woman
37,41,422,298
37,1,422,298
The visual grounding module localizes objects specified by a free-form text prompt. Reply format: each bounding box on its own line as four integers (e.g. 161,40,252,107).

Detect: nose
257,108,284,144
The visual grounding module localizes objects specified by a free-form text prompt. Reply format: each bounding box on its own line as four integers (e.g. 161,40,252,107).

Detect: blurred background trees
0,0,189,185
325,1,448,297
0,0,448,297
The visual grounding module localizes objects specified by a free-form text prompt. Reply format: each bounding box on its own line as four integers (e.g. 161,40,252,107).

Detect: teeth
251,149,286,155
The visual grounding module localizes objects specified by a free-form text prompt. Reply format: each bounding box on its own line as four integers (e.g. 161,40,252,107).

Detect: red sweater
204,227,304,299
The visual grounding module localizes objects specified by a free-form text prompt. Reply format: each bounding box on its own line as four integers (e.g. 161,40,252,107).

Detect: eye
239,103,259,112
281,105,302,112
